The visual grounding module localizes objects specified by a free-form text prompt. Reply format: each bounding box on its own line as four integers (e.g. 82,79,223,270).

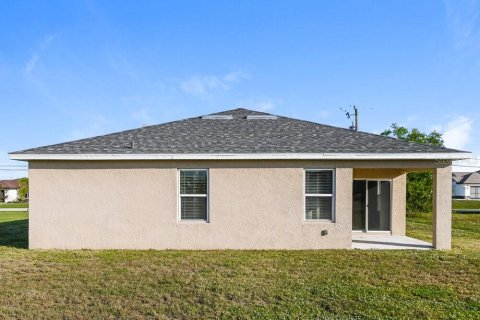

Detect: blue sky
1,0,480,178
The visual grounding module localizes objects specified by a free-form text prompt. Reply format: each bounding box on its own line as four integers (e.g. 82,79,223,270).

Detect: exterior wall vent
201,115,233,120
246,115,278,120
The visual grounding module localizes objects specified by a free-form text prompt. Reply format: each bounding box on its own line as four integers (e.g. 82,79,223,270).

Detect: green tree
17,177,29,201
381,124,444,213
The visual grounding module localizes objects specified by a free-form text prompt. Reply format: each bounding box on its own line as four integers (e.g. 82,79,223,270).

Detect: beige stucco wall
28,160,354,249
433,166,452,249
27,159,448,249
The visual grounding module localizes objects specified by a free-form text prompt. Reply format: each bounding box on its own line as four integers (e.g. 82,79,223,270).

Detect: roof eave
9,152,472,161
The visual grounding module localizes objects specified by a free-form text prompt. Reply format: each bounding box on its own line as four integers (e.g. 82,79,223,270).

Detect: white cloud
24,34,56,75
453,157,480,173
105,51,140,81
319,110,330,119
122,95,142,103
253,100,275,112
406,115,419,123
180,71,249,98
222,71,247,82
234,98,282,112
444,0,480,51
131,108,154,125
68,112,109,141
439,115,474,150
24,53,39,75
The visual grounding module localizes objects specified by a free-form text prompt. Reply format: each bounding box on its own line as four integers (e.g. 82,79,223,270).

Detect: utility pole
341,105,359,131
353,105,358,131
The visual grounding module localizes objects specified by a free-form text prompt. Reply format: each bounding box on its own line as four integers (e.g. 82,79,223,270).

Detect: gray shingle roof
453,171,480,184
11,108,465,155
453,172,471,183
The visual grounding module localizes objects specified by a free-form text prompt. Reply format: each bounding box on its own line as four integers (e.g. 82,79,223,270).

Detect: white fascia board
9,152,472,161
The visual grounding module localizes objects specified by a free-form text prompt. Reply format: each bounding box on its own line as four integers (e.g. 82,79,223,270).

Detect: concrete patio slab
352,234,432,250
0,208,29,212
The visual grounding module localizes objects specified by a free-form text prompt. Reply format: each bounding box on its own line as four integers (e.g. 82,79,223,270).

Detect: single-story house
452,171,480,199
0,179,20,203
10,108,471,250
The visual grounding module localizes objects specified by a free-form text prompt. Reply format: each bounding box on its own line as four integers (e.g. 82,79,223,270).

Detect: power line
0,165,27,167
452,164,480,168
0,166,27,168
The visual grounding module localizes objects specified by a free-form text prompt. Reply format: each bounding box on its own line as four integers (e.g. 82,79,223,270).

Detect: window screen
305,170,334,220
179,170,208,221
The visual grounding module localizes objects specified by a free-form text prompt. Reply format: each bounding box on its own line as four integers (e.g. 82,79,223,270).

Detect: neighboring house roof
10,108,470,160
0,179,19,189
453,172,470,183
453,171,480,184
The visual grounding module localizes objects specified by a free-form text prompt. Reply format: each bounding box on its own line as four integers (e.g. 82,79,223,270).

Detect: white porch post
432,165,452,250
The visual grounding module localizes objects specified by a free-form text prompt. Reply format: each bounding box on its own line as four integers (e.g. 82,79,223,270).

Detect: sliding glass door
352,180,391,232
352,181,366,230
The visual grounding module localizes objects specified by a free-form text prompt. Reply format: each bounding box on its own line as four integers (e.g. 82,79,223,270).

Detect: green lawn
0,212,479,319
453,199,480,210
0,211,28,248
0,202,29,209
407,212,480,251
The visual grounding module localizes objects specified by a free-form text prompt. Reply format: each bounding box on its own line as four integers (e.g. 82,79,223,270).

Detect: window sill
303,219,335,224
177,220,209,224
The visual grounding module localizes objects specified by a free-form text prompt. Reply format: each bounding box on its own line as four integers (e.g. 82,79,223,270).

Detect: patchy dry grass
0,211,478,319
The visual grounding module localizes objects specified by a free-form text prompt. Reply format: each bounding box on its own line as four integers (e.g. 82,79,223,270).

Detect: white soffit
9,152,472,161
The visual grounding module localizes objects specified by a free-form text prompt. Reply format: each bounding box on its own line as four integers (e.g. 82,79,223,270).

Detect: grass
0,211,28,248
407,212,480,251
0,212,478,319
453,199,480,210
0,202,29,209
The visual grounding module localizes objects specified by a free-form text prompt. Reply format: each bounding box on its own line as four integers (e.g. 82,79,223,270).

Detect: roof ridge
210,107,272,117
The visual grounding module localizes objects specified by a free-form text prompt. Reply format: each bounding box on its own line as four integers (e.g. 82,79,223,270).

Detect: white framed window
305,169,335,221
179,169,208,221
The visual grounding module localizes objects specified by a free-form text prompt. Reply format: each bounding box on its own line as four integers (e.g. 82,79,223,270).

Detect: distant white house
452,172,480,199
0,179,20,203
